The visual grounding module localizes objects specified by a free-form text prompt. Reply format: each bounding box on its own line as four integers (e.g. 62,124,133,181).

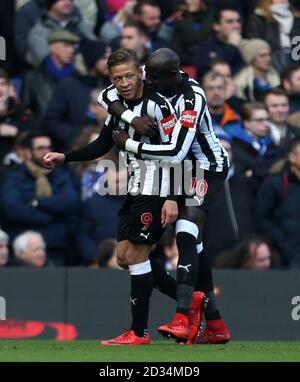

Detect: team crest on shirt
161,114,176,135
180,110,197,128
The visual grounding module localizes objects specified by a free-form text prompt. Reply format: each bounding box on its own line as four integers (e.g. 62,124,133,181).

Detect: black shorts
179,167,228,215
117,195,166,244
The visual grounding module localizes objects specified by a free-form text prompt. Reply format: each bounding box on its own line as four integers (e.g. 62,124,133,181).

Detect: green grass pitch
0,340,300,362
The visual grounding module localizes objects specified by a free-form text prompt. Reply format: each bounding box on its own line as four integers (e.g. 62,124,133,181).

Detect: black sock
129,261,153,337
195,247,221,321
204,291,221,321
150,257,177,301
176,229,198,316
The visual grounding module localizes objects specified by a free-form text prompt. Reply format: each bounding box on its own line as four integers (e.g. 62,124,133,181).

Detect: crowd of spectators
0,0,300,270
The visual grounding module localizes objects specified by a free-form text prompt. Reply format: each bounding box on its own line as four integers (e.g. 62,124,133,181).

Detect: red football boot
158,313,189,340
192,319,231,344
101,330,150,346
187,291,208,343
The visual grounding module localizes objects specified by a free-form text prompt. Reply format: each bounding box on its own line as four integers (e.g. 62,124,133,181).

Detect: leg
189,171,231,344
102,195,167,345
126,241,154,338
101,241,153,345
158,205,205,342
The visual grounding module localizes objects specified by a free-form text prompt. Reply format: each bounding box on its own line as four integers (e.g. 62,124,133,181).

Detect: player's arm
43,120,114,169
98,86,157,137
114,93,206,163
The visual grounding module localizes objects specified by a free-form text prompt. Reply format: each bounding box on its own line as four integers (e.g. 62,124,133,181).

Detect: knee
116,251,137,268
116,253,129,269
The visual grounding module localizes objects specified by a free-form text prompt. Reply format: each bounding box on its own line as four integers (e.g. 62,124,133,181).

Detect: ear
213,22,220,33
282,78,291,92
288,152,295,165
244,120,250,131
138,66,143,79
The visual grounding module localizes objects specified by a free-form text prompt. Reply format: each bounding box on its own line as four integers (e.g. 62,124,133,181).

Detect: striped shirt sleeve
97,85,120,111
126,92,207,163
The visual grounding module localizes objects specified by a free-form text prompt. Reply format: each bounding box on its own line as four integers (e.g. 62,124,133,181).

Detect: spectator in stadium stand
280,64,300,115
257,137,300,269
264,88,300,152
84,89,109,127
119,21,151,65
0,229,10,267
21,30,79,127
90,239,122,269
100,0,137,44
15,0,47,63
246,0,300,73
27,0,96,66
230,102,280,193
208,58,245,114
71,126,107,201
2,132,31,169
235,39,280,102
203,127,257,263
12,231,50,267
0,69,33,164
202,71,241,134
194,6,244,77
133,0,173,49
172,0,214,67
0,132,79,266
214,234,280,270
43,39,111,151
77,166,127,265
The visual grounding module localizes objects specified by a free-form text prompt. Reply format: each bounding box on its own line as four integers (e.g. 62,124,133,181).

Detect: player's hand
131,116,157,137
112,128,130,149
161,200,178,228
42,152,65,170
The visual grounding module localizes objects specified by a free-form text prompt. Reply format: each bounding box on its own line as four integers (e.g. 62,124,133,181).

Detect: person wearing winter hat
80,39,111,78
234,38,280,102
45,0,74,16
21,29,79,125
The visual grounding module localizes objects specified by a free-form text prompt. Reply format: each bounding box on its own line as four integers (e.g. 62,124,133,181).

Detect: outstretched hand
42,152,65,170
112,128,130,149
131,116,157,137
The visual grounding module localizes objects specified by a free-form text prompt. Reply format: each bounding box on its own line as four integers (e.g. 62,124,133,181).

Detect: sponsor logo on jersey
180,110,197,128
161,114,176,135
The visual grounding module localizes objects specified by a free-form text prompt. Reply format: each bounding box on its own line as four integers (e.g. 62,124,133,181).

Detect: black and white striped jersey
101,85,177,196
99,74,228,172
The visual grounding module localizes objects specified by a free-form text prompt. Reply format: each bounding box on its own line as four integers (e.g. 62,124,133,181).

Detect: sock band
129,260,151,276
176,219,199,239
197,243,203,253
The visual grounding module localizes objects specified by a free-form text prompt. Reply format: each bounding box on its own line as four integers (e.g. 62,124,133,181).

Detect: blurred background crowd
0,0,300,270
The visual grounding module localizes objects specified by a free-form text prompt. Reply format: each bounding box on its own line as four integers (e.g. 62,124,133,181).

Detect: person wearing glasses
230,102,280,192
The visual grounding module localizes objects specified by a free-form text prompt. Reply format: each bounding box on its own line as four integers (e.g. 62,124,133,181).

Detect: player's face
110,62,143,101
145,64,174,95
